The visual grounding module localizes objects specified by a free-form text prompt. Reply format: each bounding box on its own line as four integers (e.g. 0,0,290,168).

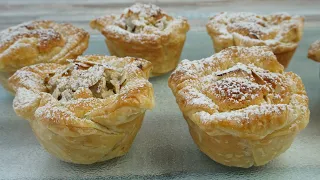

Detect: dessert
206,12,304,68
9,55,154,164
0,20,89,93
307,40,320,62
168,46,309,168
90,3,189,76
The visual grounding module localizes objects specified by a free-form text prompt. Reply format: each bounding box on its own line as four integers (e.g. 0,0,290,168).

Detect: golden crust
308,40,320,62
90,3,189,76
206,12,304,68
9,55,154,164
168,46,309,168
0,20,89,92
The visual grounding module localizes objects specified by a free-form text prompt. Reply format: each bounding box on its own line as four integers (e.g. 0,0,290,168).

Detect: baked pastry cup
9,55,154,164
0,20,89,93
90,3,189,76
168,46,309,168
308,40,320,62
206,12,304,68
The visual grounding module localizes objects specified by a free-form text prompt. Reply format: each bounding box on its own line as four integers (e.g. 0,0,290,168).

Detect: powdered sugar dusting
35,104,76,123
178,87,217,109
12,70,44,89
169,46,308,126
208,12,303,45
94,3,187,43
116,3,172,34
173,59,205,78
308,40,320,62
123,3,162,17
52,65,105,91
197,104,290,123
212,77,263,102
215,63,252,75
11,55,153,123
0,21,62,48
105,25,160,42
13,88,40,111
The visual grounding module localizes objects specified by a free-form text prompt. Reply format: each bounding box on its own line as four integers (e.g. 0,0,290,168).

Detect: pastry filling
46,60,126,101
114,3,173,33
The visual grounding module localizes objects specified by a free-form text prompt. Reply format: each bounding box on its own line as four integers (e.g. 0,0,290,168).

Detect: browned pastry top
90,3,189,44
308,40,320,62
169,46,309,139
0,20,89,72
9,55,154,126
206,12,304,53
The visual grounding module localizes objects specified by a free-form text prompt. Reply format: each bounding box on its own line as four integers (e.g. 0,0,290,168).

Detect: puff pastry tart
168,46,309,168
308,40,320,62
90,3,189,76
9,55,154,164
0,20,89,93
206,12,304,68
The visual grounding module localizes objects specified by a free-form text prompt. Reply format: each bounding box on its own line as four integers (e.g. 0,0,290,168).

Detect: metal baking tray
1,29,320,180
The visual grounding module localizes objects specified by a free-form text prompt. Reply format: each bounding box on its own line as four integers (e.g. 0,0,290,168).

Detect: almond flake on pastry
9,55,154,164
90,3,189,76
206,12,304,68
0,20,89,92
168,46,309,168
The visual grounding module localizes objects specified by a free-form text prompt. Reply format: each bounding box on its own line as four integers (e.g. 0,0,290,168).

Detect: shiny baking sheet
1,29,320,180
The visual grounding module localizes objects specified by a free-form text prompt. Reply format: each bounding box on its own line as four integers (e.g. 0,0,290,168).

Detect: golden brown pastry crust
90,3,189,76
308,40,320,62
206,12,304,68
0,20,89,92
168,46,309,168
9,55,154,164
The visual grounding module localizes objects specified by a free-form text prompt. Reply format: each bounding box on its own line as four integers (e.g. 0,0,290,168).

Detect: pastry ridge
169,46,309,167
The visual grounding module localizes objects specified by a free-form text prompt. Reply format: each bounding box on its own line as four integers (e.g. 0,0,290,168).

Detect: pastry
9,55,154,164
90,3,189,76
168,46,309,168
0,20,89,93
206,12,304,68
307,40,320,62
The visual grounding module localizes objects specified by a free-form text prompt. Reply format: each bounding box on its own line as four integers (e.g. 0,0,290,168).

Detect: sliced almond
120,72,127,86
52,88,61,100
60,89,73,102
251,70,266,85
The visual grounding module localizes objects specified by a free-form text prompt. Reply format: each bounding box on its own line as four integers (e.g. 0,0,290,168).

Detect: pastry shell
206,12,304,68
0,20,89,93
9,55,154,164
90,4,189,76
168,46,309,168
307,40,320,62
